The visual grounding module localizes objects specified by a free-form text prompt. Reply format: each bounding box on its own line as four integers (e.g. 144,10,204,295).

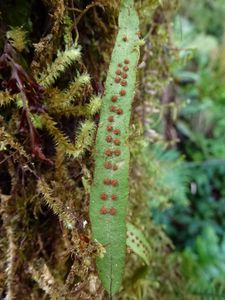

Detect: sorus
106,135,113,142
108,116,114,122
103,178,111,185
105,149,113,156
114,139,120,145
113,128,120,135
100,193,108,200
114,149,121,156
115,77,121,83
109,105,116,112
107,125,113,132
111,179,119,187
109,207,117,215
120,90,126,96
112,164,118,171
104,161,112,169
111,96,118,102
111,194,118,201
117,109,123,115
100,207,108,214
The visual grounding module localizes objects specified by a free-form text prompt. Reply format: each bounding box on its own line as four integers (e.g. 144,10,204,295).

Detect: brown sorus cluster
111,179,118,187
109,105,116,112
111,96,118,102
107,125,113,132
108,116,114,122
114,128,120,135
120,90,126,96
111,194,118,201
104,162,118,171
100,207,117,215
121,80,127,86
100,193,108,200
112,164,118,171
106,135,113,142
100,207,108,214
115,77,121,83
101,58,131,216
103,178,111,185
104,161,112,169
114,139,120,145
114,149,121,156
105,149,113,156
109,207,117,215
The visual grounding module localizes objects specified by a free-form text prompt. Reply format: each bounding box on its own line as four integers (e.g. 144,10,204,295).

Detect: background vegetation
152,0,225,298
0,0,225,299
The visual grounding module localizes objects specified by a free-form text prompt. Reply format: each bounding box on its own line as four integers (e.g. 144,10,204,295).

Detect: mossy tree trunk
0,1,182,299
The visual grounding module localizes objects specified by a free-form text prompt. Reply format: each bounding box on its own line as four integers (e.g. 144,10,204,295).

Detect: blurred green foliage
152,0,225,295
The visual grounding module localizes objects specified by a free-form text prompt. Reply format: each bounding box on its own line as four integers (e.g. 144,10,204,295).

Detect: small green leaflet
127,222,151,266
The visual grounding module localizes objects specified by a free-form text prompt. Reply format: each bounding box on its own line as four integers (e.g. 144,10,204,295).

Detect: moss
0,0,184,299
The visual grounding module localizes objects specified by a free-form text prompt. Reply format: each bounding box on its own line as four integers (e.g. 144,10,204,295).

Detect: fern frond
37,178,75,229
89,0,141,294
38,47,81,87
0,91,15,106
6,27,28,52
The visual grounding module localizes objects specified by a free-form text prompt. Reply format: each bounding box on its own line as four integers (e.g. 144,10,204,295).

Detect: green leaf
89,0,141,296
126,222,151,265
